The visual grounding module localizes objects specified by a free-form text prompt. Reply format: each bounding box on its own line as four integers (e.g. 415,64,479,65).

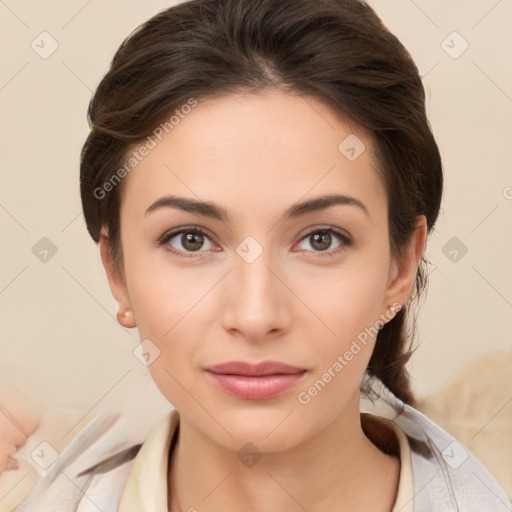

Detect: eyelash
157,225,352,259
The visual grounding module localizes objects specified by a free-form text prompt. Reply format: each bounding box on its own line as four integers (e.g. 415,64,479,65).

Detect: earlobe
99,234,136,328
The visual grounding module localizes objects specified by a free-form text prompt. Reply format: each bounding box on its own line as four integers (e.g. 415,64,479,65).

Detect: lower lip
205,371,307,400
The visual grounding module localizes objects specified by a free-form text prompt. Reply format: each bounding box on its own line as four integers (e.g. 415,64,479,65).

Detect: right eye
158,227,218,258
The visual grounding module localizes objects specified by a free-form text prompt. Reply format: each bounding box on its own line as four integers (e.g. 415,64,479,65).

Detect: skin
100,89,427,512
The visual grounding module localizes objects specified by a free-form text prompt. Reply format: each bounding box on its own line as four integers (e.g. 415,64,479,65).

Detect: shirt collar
117,409,179,512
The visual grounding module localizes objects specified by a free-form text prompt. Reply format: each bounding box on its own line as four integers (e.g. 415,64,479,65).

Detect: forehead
120,90,385,221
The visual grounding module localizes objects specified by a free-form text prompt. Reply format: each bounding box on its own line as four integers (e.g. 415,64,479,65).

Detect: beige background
1,0,511,442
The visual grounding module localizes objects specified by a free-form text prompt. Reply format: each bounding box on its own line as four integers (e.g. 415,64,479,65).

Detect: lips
204,360,307,400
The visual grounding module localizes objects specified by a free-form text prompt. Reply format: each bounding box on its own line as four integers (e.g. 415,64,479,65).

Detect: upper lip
205,361,306,376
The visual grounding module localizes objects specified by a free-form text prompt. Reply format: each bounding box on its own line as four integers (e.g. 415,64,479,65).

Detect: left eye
296,228,351,255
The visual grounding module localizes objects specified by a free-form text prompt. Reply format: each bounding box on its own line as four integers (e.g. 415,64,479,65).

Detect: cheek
294,251,391,384
302,258,390,341
294,275,386,415
125,263,206,408
123,241,208,338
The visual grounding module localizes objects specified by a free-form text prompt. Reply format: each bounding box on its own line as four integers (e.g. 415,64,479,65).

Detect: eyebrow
144,193,369,221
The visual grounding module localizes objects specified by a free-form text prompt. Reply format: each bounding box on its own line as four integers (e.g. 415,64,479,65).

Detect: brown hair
80,0,443,407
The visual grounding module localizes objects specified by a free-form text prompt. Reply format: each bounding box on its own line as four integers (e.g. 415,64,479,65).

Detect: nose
221,250,292,343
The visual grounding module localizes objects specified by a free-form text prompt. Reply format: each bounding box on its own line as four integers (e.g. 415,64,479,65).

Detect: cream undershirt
117,409,414,512
361,412,414,512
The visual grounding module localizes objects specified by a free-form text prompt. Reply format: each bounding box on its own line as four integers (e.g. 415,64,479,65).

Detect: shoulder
11,408,166,512
385,395,511,511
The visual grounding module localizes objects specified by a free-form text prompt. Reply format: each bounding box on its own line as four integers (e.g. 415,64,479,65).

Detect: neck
168,392,400,512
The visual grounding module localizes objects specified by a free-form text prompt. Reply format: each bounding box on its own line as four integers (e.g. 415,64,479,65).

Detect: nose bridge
223,241,289,338
235,244,278,310
239,248,274,296
235,231,277,288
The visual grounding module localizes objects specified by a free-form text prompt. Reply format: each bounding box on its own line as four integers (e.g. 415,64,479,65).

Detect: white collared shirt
116,409,414,512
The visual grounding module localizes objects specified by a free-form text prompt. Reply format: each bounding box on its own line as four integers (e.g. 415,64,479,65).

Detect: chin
205,405,311,453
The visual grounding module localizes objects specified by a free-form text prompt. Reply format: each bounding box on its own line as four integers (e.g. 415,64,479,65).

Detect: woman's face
101,90,425,453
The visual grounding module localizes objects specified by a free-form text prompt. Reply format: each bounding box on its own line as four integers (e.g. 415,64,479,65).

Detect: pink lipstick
204,361,307,400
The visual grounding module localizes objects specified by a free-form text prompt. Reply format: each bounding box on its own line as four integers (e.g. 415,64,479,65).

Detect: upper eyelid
159,225,215,242
301,225,350,239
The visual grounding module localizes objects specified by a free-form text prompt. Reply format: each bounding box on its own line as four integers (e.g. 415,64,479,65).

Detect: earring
378,304,401,329
117,308,133,326
388,303,402,315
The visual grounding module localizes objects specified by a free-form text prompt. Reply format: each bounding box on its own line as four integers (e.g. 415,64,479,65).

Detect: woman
13,0,510,510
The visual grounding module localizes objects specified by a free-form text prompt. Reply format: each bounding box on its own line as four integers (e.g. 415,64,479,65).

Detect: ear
99,234,136,329
381,215,427,317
